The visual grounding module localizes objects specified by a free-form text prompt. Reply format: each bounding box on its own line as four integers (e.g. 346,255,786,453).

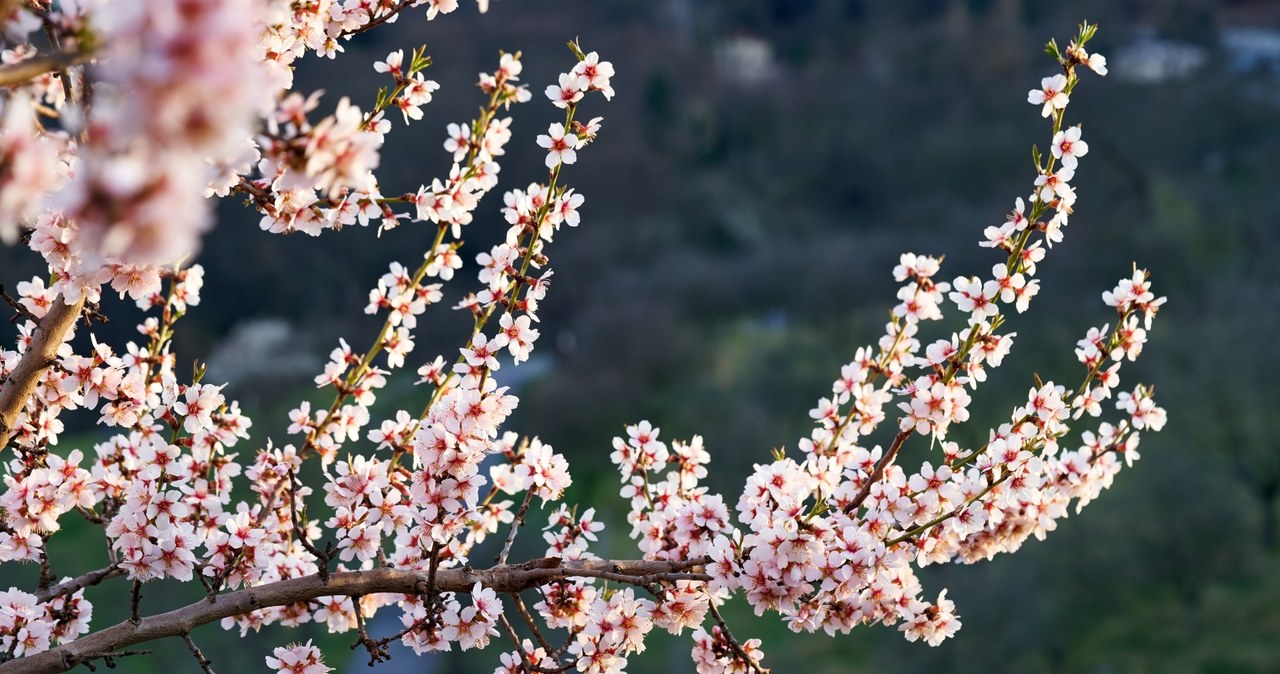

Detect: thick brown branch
0,51,92,88
0,297,85,450
4,558,707,674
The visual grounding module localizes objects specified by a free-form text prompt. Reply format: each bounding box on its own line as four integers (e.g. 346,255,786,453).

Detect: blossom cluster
6,29,611,664
0,267,258,589
590,23,1167,666
0,586,91,659
0,0,501,307
259,0,490,69
51,0,269,304
0,94,62,245
266,640,331,674
691,626,765,674
0,12,1167,674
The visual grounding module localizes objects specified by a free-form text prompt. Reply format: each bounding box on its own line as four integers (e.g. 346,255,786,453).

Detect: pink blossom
536,122,580,168
1027,74,1069,117
266,640,331,674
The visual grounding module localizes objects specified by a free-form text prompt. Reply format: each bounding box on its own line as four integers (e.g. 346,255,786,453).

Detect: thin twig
84,650,149,671
846,428,912,512
497,614,529,663
80,302,108,325
0,286,39,324
347,0,416,36
40,19,74,105
375,601,432,648
350,595,389,665
178,633,214,674
287,466,333,581
204,549,243,601
498,489,535,565
707,600,769,674
496,615,572,673
512,593,554,654
409,540,445,648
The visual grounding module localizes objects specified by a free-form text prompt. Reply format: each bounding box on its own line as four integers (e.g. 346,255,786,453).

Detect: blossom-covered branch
1,558,705,674
0,7,1166,674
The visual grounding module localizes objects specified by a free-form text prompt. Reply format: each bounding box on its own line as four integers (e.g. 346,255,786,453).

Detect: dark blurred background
4,0,1279,672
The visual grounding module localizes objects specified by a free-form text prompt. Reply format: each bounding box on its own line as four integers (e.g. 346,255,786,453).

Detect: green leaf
1044,38,1061,61
1078,21,1098,46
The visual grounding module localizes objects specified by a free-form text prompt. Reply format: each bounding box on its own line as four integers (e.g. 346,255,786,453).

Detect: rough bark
35,564,123,604
1,557,708,674
0,51,92,87
0,297,85,450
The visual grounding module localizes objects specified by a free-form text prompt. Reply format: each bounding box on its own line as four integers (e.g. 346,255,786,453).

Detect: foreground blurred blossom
0,94,60,244
41,0,273,304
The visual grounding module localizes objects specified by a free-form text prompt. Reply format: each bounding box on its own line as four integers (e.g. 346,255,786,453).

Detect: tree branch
178,633,214,674
0,296,85,450
0,51,92,88
846,428,912,512
513,593,554,654
708,599,769,674
347,0,416,36
35,564,123,604
6,558,707,674
497,489,535,565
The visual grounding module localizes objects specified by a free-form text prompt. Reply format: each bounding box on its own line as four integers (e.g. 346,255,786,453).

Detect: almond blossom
1052,125,1090,169
1027,73,1069,117
537,122,580,168
266,641,331,674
